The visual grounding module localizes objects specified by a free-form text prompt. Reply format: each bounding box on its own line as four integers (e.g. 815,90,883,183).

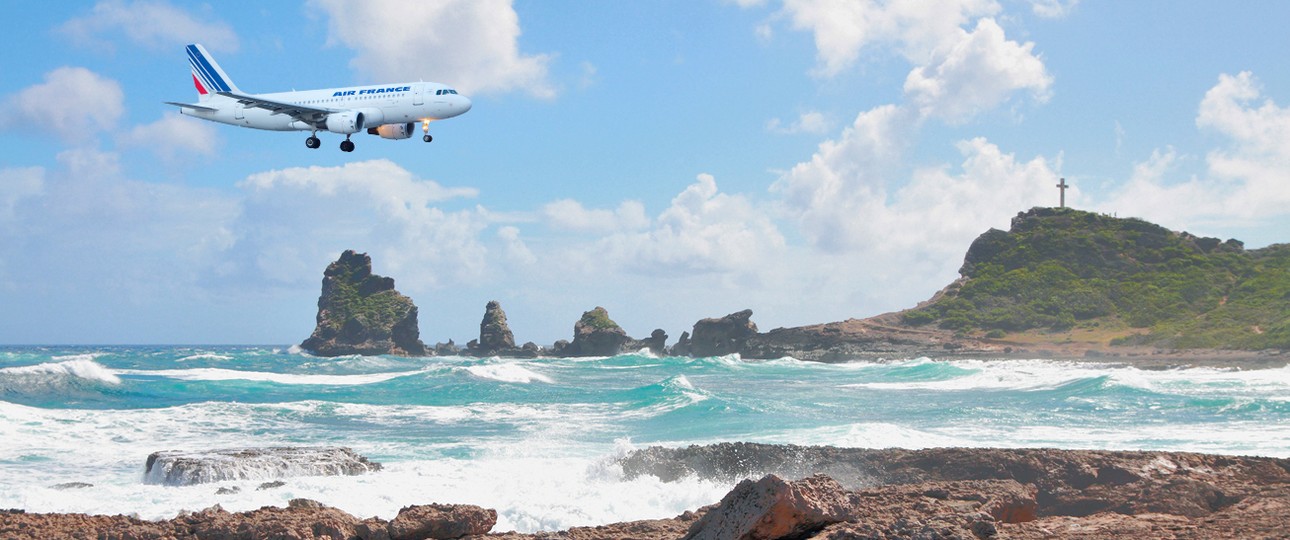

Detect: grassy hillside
901,207,1290,350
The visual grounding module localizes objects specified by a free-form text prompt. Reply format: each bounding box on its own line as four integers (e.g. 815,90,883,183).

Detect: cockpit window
434,88,459,96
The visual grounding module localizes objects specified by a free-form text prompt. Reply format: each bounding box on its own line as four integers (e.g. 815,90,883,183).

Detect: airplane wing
164,101,219,112
215,91,333,127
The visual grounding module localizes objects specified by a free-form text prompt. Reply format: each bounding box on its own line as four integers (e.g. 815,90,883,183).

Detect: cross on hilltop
1056,177,1068,208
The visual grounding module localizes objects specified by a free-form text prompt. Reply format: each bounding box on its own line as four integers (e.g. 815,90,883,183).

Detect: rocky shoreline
6,445,1289,539
297,252,1285,368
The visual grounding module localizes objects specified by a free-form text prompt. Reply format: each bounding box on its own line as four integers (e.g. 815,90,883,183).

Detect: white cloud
599,174,785,274
0,167,44,221
767,111,830,134
0,67,124,142
118,113,220,160
903,18,1051,123
497,225,537,266
777,0,1001,77
233,160,487,288
1096,72,1290,228
309,0,555,98
771,104,919,250
542,199,649,233
1029,0,1079,19
60,0,239,52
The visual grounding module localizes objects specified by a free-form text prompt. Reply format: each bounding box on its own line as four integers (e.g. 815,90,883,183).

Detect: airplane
165,44,471,152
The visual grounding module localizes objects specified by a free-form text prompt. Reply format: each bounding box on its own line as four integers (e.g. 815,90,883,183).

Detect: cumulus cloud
767,111,830,134
233,160,487,288
777,0,1000,77
1029,0,1079,18
0,167,44,221
309,0,555,98
1096,72,1290,228
118,113,220,160
542,199,649,233
903,18,1051,123
0,67,124,142
60,0,239,52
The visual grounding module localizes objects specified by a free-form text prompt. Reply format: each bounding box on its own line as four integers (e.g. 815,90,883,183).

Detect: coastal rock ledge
300,250,428,357
144,446,382,486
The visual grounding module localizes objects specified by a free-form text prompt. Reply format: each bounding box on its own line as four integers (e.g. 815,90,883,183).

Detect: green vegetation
902,207,1290,350
320,263,413,334
579,307,621,331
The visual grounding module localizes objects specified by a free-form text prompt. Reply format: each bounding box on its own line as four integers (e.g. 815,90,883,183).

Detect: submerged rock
143,446,382,486
299,250,427,357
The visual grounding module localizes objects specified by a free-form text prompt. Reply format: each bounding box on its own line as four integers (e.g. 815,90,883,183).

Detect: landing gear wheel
423,135,433,143
305,136,320,149
340,139,355,152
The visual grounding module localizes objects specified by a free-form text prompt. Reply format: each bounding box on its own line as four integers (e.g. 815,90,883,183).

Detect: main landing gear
422,119,433,143
305,134,320,149
340,137,355,153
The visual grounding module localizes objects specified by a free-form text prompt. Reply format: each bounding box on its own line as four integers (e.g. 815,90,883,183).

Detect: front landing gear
421,119,433,143
340,137,355,152
305,135,320,149
423,134,433,143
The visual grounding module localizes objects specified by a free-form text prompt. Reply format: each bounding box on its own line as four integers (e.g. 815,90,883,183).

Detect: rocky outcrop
683,474,855,540
0,499,495,540
556,307,632,357
621,443,1290,524
687,310,758,357
474,301,515,354
387,504,496,540
300,250,427,357
143,446,382,486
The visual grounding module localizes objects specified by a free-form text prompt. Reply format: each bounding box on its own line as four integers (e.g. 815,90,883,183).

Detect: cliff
299,250,427,357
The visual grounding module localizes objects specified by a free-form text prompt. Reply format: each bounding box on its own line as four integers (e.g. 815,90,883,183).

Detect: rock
357,517,393,540
180,500,361,540
559,307,632,357
300,250,428,357
632,329,668,356
475,300,516,354
434,340,460,356
49,482,92,490
215,486,241,495
688,310,758,357
387,503,497,540
683,474,854,540
257,480,286,491
671,331,692,356
144,446,382,486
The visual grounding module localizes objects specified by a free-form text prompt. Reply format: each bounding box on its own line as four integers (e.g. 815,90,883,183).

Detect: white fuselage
182,82,471,132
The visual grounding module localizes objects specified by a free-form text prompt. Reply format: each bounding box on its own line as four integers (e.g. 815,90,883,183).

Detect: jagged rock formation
555,307,632,357
476,300,515,353
300,250,427,357
628,329,668,356
143,447,382,486
687,309,759,357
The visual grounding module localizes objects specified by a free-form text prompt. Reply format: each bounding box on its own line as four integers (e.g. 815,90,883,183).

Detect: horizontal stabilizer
164,101,218,112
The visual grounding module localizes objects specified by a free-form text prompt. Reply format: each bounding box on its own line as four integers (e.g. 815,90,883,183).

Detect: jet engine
325,111,365,134
368,122,416,140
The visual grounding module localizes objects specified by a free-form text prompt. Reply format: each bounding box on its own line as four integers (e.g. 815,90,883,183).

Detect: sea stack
299,250,427,357
470,300,518,356
557,307,631,357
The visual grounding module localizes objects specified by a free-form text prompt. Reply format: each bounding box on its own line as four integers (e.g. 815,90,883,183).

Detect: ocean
1,346,1287,533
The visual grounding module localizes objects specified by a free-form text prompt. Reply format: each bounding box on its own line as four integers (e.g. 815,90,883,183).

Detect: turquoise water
1,346,1287,531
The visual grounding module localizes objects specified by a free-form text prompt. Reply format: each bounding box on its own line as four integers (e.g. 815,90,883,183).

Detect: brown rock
387,503,496,540
683,474,854,540
559,307,632,357
180,501,360,540
474,300,516,355
300,250,428,357
687,309,758,358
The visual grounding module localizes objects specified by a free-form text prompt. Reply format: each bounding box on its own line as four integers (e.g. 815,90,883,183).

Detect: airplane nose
459,96,472,114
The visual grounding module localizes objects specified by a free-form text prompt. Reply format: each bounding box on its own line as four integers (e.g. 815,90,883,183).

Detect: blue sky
2,1,1289,345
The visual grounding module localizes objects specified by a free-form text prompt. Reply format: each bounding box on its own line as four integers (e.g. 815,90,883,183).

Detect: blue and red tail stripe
186,44,231,93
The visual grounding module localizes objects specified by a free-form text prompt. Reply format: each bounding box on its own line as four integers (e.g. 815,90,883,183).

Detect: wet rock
387,503,497,540
144,446,382,486
215,486,241,495
50,482,92,490
257,480,286,491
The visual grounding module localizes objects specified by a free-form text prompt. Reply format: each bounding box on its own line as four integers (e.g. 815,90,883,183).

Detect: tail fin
186,43,240,101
